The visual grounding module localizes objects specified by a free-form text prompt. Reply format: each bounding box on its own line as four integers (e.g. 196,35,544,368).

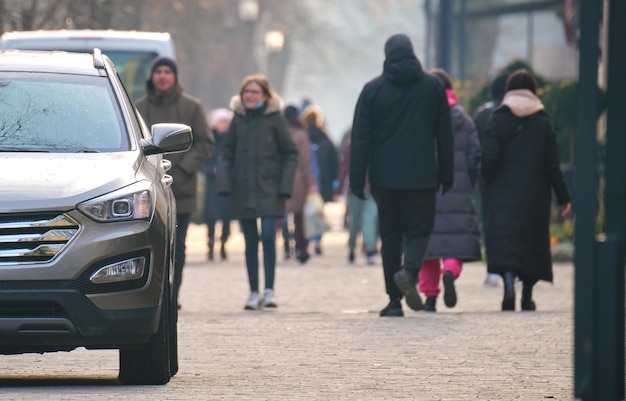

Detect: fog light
90,257,146,284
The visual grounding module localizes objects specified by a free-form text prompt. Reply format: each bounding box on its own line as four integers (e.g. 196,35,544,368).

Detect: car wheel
118,279,172,385
169,281,179,376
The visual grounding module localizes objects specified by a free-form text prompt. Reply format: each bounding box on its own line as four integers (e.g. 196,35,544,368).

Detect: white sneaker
244,292,261,310
262,289,277,308
484,273,499,287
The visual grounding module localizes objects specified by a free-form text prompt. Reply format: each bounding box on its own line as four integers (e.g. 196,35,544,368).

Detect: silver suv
0,49,191,385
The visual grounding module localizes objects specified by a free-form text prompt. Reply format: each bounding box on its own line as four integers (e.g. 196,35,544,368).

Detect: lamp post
265,29,287,94
238,0,259,22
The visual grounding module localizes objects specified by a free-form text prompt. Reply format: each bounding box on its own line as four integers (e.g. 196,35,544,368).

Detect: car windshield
0,72,129,152
104,51,158,101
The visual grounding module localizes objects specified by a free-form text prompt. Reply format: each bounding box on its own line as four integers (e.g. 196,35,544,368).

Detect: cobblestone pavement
0,203,575,400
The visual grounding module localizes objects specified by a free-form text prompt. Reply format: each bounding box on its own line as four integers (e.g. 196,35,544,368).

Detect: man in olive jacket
135,56,214,307
350,34,454,317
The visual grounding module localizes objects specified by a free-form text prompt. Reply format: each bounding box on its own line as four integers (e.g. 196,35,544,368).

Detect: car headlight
78,181,155,222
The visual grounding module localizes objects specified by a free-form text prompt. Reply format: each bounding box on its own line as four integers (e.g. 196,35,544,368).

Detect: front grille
0,213,79,264
0,301,66,318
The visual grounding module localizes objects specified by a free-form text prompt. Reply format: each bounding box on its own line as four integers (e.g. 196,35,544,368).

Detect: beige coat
285,125,316,214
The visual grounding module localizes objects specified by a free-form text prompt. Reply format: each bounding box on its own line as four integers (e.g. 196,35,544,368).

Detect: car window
0,73,129,152
104,51,158,101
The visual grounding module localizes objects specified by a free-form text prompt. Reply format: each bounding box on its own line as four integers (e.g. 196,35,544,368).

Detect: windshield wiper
75,149,100,153
0,148,50,153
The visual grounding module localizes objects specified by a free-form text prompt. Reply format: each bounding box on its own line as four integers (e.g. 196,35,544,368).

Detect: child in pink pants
418,258,462,310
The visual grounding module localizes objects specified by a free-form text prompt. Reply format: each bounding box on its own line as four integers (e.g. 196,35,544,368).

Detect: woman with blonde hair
217,74,298,310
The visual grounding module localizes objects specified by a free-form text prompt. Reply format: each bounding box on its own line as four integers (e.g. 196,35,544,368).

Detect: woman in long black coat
482,69,571,311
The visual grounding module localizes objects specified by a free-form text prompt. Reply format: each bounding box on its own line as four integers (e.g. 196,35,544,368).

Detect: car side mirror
142,123,192,155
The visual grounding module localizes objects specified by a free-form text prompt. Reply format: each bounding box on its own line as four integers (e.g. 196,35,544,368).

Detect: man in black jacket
350,34,454,317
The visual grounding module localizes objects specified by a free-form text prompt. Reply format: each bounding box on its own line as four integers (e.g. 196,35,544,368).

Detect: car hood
0,152,143,213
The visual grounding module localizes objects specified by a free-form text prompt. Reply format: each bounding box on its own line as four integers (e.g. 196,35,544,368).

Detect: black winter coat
308,125,339,202
350,47,454,192
423,105,481,261
217,97,298,220
482,91,571,282
201,130,231,222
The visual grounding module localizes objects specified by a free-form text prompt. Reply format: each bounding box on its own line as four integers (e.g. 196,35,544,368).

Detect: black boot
208,239,214,261
521,281,536,311
380,299,404,317
501,272,516,311
423,296,437,312
220,243,227,260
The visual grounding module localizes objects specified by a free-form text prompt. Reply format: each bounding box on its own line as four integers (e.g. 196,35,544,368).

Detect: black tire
169,282,179,376
118,280,172,385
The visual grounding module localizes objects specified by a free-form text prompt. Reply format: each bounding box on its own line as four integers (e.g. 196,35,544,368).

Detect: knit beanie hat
384,34,414,58
150,56,178,78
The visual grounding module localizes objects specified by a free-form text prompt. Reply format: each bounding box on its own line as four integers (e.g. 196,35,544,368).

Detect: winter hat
384,34,414,58
150,56,178,78
284,105,300,122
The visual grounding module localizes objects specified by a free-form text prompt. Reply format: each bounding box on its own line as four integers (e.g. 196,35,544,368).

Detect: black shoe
366,250,376,265
393,269,423,311
314,244,322,255
379,299,404,317
423,296,437,312
348,250,355,264
297,252,310,264
208,250,214,262
220,245,227,261
502,272,516,311
521,299,536,311
442,271,457,308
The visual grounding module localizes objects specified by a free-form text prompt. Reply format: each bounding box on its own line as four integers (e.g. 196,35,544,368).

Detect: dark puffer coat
216,96,298,220
482,89,571,282
423,105,481,261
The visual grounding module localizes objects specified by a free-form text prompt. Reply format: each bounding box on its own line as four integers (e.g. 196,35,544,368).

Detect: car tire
118,279,172,385
169,281,179,376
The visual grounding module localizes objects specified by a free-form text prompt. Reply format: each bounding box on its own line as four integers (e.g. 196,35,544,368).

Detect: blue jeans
240,217,277,292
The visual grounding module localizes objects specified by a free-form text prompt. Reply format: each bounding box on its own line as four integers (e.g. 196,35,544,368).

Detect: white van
0,29,176,100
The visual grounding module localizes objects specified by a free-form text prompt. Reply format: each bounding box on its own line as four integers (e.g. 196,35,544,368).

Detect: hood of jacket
501,89,544,118
382,47,424,85
230,95,283,117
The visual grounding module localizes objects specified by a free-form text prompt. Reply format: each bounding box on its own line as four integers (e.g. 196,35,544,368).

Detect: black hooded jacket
350,47,454,192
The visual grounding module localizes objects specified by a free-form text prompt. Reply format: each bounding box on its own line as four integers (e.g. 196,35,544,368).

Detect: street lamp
238,0,259,22
264,30,285,53
264,30,286,93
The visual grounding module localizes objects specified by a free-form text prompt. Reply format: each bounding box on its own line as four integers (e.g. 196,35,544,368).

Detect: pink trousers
418,258,463,297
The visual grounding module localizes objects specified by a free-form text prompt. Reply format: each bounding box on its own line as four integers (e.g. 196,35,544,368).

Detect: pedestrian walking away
473,72,510,288
200,108,233,262
417,68,482,312
135,56,214,309
283,104,319,264
481,69,571,311
334,131,379,265
350,33,454,317
302,104,339,256
217,74,298,311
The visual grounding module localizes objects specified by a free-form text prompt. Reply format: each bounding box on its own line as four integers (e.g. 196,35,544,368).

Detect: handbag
303,192,330,239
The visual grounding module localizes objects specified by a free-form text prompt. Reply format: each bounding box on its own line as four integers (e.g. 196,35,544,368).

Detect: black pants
371,187,436,302
174,213,191,304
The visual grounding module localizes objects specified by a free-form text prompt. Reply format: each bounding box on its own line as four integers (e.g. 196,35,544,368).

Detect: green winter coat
136,82,214,214
217,96,298,219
